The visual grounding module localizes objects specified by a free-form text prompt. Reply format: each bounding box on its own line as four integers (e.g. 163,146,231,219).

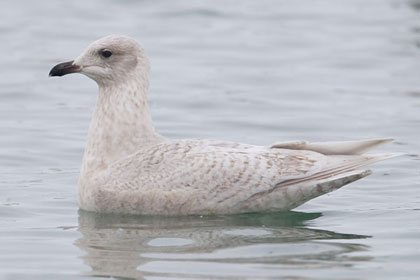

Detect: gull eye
101,50,112,58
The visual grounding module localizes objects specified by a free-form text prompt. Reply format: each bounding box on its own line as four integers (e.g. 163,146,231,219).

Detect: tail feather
282,169,374,210
278,152,401,189
241,138,402,212
271,138,394,155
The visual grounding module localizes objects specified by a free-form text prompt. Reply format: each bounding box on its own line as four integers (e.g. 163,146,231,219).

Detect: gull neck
81,71,163,177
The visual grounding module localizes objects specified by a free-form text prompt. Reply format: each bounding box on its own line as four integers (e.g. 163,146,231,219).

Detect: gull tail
279,152,401,189
270,138,394,155
244,152,402,213
274,152,402,210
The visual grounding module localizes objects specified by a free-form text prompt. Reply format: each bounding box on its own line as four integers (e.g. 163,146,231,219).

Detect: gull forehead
85,34,145,55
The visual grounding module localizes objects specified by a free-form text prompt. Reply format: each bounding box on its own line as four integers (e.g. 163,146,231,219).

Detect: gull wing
104,140,327,214
98,139,400,215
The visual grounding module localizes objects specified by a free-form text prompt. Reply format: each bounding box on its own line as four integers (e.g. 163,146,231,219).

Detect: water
1,0,419,279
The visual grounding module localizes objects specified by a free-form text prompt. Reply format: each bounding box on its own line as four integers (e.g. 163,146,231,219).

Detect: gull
49,35,398,215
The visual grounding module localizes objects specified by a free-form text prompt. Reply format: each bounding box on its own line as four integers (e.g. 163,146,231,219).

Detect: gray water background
1,0,419,279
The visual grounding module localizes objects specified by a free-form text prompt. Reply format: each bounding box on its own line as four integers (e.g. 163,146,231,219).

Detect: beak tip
49,60,79,77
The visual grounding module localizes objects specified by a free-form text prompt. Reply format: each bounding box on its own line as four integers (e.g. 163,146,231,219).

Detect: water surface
0,0,419,279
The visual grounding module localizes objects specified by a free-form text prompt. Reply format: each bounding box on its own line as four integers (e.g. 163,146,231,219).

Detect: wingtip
378,138,395,144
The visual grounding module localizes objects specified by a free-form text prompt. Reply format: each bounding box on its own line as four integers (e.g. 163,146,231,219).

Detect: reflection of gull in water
50,35,399,215
75,210,371,279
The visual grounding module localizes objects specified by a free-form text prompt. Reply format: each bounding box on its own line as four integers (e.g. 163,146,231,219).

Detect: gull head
49,35,149,86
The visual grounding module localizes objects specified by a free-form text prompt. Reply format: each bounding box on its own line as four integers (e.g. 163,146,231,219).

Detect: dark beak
49,60,80,77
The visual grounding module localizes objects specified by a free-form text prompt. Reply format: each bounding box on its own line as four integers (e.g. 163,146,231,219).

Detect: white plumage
49,35,399,215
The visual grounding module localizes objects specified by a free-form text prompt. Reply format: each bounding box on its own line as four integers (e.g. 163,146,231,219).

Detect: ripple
148,238,195,247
